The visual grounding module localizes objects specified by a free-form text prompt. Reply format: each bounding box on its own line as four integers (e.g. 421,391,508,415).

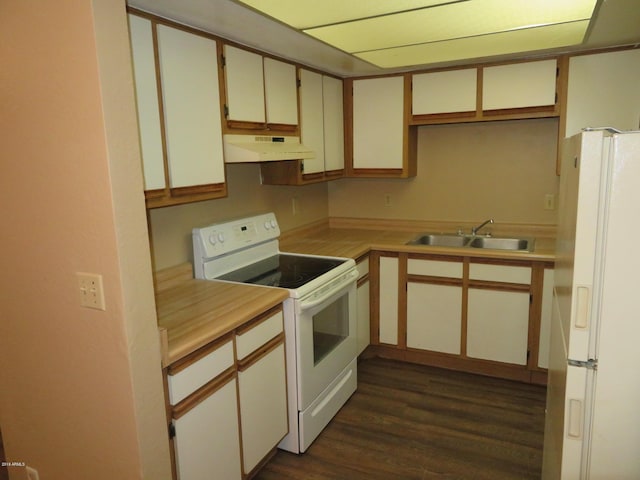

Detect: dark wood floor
255,357,547,480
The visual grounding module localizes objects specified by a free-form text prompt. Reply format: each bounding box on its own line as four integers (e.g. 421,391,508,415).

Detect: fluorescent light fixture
356,21,590,68
236,0,597,68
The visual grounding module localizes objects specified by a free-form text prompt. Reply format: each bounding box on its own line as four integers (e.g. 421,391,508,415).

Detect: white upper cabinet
299,69,325,175
352,76,404,170
223,45,298,127
223,45,266,123
565,49,640,138
482,59,557,110
264,58,298,125
299,69,344,175
412,68,477,115
322,75,345,172
156,25,225,189
128,14,165,191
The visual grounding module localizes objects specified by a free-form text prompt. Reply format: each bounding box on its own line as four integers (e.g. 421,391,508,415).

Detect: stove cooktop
216,254,345,289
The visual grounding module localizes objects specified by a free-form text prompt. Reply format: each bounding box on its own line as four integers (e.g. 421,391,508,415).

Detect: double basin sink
406,233,535,252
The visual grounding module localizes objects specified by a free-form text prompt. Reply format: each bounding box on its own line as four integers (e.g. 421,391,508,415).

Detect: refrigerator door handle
575,285,590,329
568,358,598,369
567,398,583,438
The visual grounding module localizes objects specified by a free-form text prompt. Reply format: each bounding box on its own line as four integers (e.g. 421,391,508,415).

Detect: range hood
223,134,315,163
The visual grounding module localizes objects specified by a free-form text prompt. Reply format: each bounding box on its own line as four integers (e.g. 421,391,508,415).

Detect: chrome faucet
471,218,494,235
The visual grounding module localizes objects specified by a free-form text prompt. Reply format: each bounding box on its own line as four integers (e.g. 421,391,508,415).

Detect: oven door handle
299,269,358,311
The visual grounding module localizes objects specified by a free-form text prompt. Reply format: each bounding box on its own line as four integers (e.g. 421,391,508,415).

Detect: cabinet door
299,69,325,175
238,342,288,474
223,45,266,123
356,258,370,355
412,68,477,115
263,57,298,126
378,256,399,345
173,378,242,480
352,76,404,170
127,14,165,191
407,283,462,354
565,49,640,138
156,25,225,188
482,59,557,111
322,75,345,172
467,289,530,365
538,268,554,369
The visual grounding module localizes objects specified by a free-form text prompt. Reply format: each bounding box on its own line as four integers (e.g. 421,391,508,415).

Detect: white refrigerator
542,129,640,479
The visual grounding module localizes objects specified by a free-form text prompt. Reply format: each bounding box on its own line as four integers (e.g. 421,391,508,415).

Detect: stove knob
208,234,217,245
217,233,225,243
270,219,277,229
264,221,271,230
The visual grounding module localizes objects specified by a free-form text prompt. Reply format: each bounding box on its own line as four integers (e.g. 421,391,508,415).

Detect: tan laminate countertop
280,226,556,262
155,224,555,366
155,264,288,367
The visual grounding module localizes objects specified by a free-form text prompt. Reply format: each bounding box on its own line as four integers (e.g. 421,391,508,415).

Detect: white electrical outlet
77,272,106,311
544,193,555,210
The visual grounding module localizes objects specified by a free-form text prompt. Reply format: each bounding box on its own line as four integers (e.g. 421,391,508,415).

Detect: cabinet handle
575,286,590,329
567,398,583,439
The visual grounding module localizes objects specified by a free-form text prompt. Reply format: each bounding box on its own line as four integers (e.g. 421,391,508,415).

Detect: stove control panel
193,212,281,264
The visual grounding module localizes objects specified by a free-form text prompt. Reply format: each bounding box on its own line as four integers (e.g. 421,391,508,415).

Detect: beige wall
329,118,560,226
151,119,559,269
0,1,170,479
149,163,329,270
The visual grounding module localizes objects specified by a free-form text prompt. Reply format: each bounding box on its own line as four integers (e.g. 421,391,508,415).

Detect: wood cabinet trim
171,366,236,419
375,247,551,383
467,280,531,292
168,332,234,376
357,274,370,288
235,305,283,336
407,274,462,287
237,332,285,372
398,253,408,349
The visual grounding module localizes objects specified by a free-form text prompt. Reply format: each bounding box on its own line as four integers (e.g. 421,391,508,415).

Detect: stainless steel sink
406,233,534,252
406,234,471,247
469,236,534,252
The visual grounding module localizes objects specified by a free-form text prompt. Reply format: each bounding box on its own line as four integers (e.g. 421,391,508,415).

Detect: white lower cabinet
234,307,288,475
167,306,287,479
237,342,288,474
168,338,242,480
173,377,242,480
356,256,370,355
407,282,462,354
378,255,399,345
374,252,553,380
467,288,530,365
538,268,554,369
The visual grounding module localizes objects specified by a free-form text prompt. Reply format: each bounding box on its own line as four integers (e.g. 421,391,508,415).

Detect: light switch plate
77,272,106,311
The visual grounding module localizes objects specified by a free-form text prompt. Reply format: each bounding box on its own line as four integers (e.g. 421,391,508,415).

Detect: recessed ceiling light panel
235,0,597,68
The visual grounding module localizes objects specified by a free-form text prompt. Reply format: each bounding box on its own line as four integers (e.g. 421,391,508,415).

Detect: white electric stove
192,212,358,453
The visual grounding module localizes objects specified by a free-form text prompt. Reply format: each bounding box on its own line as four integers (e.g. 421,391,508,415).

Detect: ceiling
127,0,640,76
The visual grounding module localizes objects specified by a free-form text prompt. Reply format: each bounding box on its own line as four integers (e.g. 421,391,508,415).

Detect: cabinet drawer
408,259,462,278
469,263,531,284
236,309,284,361
356,257,369,279
168,340,234,405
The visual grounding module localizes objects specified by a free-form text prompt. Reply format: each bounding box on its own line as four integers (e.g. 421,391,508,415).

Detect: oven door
296,268,358,410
